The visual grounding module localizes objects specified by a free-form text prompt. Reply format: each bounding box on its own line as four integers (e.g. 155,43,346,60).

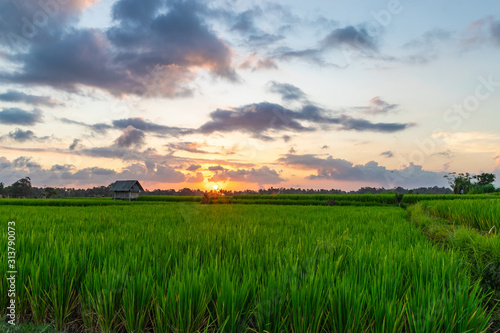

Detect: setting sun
213,184,219,190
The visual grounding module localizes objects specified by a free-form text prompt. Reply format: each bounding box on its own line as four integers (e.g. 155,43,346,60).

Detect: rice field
418,199,500,233
0,202,497,332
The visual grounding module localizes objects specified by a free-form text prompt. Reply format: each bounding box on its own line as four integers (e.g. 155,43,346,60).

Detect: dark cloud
0,90,63,107
166,142,210,154
335,115,412,132
321,145,329,149
0,108,42,125
0,156,187,187
197,102,314,138
380,151,393,158
208,165,225,172
276,47,325,65
13,156,41,169
275,25,379,66
321,26,377,51
0,0,237,97
433,150,454,158
50,164,75,172
278,154,447,188
59,118,112,134
209,166,285,185
288,147,296,154
2,128,49,143
230,7,284,47
196,102,412,139
115,126,145,148
5,128,35,142
186,164,202,171
69,138,80,150
113,118,188,136
267,81,307,101
491,19,500,44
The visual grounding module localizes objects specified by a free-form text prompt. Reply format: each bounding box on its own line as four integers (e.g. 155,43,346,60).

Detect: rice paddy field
0,195,499,332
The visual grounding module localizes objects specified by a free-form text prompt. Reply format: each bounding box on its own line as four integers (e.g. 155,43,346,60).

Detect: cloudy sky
0,0,499,191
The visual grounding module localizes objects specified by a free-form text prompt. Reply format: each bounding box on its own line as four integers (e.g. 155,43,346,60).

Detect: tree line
0,173,497,198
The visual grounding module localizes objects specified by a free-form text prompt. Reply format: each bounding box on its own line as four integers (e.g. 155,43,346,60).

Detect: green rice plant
1,203,497,331
420,199,499,233
83,266,128,333
25,256,50,324
122,269,154,333
326,277,370,333
154,268,212,333
254,276,289,333
213,273,255,333
289,273,327,333
46,253,81,331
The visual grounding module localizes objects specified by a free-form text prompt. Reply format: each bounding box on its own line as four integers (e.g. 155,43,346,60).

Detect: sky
0,0,499,191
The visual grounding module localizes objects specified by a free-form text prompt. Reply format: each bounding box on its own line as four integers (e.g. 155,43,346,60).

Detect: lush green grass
417,199,500,233
408,201,500,327
0,203,495,332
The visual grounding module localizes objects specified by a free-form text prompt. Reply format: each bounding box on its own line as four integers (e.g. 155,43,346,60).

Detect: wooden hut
109,180,144,201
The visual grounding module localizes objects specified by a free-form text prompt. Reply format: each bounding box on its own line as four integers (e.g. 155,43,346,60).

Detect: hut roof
109,180,144,192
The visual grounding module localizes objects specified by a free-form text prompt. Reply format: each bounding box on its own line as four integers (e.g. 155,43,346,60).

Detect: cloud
0,0,237,97
166,142,210,154
380,151,393,158
0,156,188,187
267,81,307,101
276,24,379,66
69,139,81,150
186,172,204,183
13,156,41,169
59,118,112,134
113,118,188,136
321,26,377,51
321,145,329,149
1,128,49,143
355,97,399,115
196,102,413,140
461,17,500,48
278,154,447,188
230,7,285,47
186,164,202,171
208,165,225,172
209,166,285,185
115,126,145,148
0,90,63,107
239,54,278,71
492,19,500,44
0,108,42,125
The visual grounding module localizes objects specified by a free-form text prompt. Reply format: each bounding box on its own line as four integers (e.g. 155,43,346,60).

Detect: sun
212,184,219,190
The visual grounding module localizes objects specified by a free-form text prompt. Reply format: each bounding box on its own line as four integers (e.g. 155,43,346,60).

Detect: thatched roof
109,180,144,192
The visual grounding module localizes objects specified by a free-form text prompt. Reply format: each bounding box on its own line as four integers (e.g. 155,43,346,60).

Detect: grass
0,203,495,332
408,201,500,329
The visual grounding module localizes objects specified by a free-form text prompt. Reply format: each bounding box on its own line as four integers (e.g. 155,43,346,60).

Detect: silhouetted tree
10,177,34,198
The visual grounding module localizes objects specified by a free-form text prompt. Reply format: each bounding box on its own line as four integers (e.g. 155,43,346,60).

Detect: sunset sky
0,0,499,191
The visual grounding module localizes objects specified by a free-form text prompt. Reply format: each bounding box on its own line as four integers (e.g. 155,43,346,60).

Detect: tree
42,187,58,199
10,177,34,198
444,172,473,194
473,173,496,186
